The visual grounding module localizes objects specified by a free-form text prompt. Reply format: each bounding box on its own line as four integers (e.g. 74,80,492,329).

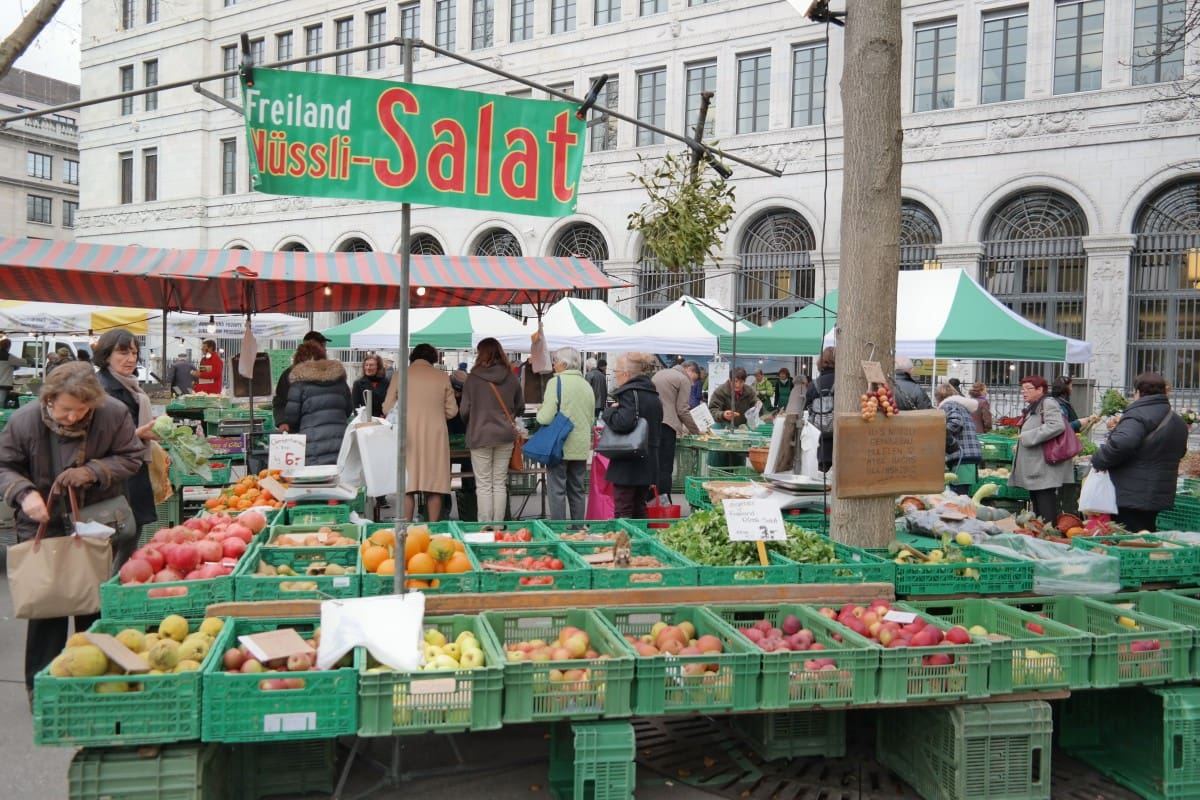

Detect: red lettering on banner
309,143,328,178
374,87,420,189
547,111,578,204
500,128,538,200
428,119,467,193
475,103,494,196
288,143,307,177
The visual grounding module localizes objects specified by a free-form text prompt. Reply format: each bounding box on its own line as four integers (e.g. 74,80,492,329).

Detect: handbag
1042,403,1084,464
6,486,112,619
488,381,526,471
596,390,650,461
523,378,575,466
47,425,138,543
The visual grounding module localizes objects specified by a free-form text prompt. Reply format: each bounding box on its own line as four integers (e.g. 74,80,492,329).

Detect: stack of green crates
69,743,229,800
548,721,636,800
733,711,847,760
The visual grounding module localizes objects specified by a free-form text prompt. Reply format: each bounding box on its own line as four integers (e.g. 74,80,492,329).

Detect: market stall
491,296,636,353
322,305,530,350
586,295,757,355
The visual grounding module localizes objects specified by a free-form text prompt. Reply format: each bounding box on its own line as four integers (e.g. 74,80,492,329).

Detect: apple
1025,622,1045,635
239,510,268,534
222,648,246,671
240,658,265,673
286,652,312,671
741,627,765,643
781,614,802,636
945,626,971,645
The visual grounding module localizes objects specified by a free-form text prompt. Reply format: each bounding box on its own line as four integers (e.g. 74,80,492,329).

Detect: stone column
705,258,737,313
605,259,640,320
812,254,840,300
1081,234,1136,390
934,243,984,281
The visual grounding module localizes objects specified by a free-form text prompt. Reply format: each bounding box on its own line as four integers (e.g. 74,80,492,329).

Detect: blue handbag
523,378,575,466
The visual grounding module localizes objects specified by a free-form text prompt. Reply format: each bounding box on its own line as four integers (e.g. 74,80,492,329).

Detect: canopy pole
161,306,168,397
393,41,414,597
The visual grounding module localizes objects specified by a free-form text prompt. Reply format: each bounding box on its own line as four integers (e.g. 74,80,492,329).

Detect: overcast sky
1,0,82,85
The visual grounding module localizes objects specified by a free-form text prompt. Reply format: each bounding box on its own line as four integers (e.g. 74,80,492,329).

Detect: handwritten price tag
722,499,787,542
269,433,307,471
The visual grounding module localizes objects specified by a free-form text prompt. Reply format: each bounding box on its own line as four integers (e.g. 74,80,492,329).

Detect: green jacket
536,370,596,461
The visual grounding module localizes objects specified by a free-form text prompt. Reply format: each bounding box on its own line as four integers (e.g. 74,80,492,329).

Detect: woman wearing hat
273,331,331,431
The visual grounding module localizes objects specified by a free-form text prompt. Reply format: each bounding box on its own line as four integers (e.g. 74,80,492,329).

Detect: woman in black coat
804,347,836,473
1090,372,1188,532
601,352,663,518
283,341,353,466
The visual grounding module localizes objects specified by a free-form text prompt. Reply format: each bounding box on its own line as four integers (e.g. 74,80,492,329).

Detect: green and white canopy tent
322,305,527,350
720,269,1092,363
492,297,635,353
587,295,757,355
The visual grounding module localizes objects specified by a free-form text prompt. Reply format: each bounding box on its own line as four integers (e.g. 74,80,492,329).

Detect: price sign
722,499,787,542
708,361,731,394
687,403,716,434
268,433,307,471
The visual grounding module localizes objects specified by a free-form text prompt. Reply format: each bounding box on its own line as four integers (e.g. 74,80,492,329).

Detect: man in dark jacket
1090,372,1189,532
586,358,608,420
273,331,331,431
893,357,932,411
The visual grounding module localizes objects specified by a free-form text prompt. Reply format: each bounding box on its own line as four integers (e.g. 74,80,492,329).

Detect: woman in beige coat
384,343,457,521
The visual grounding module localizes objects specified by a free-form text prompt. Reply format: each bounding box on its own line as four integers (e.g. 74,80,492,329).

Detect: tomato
549,558,564,571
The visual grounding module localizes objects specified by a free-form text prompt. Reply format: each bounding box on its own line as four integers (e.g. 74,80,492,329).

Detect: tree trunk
830,1,903,549
0,0,69,82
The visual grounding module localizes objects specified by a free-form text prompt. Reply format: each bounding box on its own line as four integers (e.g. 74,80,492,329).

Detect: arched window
1131,178,1200,389
900,199,942,271
337,237,373,253
980,189,1088,384
410,233,445,255
279,241,308,252
552,223,609,301
736,209,815,325
474,228,523,314
635,246,704,321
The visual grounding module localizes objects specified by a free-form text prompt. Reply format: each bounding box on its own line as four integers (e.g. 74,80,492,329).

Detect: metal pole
393,41,414,596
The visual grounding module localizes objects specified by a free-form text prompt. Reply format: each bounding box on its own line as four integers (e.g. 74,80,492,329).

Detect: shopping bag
1078,469,1118,516
1043,428,1083,464
523,380,574,466
799,421,821,478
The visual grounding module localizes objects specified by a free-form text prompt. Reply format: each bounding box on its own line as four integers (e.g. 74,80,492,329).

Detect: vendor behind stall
708,366,759,429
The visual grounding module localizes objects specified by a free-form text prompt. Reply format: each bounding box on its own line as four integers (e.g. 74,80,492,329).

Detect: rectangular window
737,51,771,134
144,59,159,111
276,31,294,67
367,9,387,70
63,159,79,186
250,38,265,66
122,0,135,29
436,0,457,51
689,0,716,5
980,8,1027,104
119,152,134,204
335,18,354,75
400,2,420,44
511,0,533,41
222,45,238,98
63,201,78,229
1054,0,1104,94
684,61,718,138
588,76,619,152
120,65,134,115
143,148,158,202
641,0,666,16
305,24,323,72
792,42,827,126
472,0,494,49
26,195,52,224
913,20,956,111
551,0,576,34
221,140,237,195
636,68,666,145
1133,0,1185,85
27,152,51,180
145,0,159,24
224,0,237,5
594,0,619,26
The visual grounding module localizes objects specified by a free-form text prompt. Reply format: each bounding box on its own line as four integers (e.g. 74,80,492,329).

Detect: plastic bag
1078,469,1118,516
317,592,426,671
799,421,821,478
903,509,1008,541
975,533,1121,596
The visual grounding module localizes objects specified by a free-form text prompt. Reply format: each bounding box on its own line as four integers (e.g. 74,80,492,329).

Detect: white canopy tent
0,300,309,340
584,296,757,355
492,297,634,353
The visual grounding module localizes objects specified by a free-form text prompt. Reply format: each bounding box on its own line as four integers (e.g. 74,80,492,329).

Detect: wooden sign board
832,410,947,498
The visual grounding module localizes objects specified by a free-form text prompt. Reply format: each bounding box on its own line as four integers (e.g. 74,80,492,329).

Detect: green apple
424,629,447,647
460,649,485,668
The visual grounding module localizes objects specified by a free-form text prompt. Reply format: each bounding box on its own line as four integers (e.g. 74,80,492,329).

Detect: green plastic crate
797,541,895,585
356,614,505,736
673,549,802,587
1158,504,1200,534
979,434,1018,463
456,520,554,542
548,720,636,800
594,605,759,715
482,608,635,723
1061,686,1200,800
468,541,591,592
878,701,1052,800
1071,534,1200,587
733,711,847,760
169,453,234,487
100,572,235,622
784,511,831,535
69,743,228,800
230,739,337,800
535,519,642,542
261,522,362,565
707,604,878,710
565,538,698,589
34,617,228,747
1000,595,1192,688
200,618,357,743
284,502,353,525
904,598,1093,691
233,542,360,602
684,475,713,509
867,544,1034,596
1100,591,1200,678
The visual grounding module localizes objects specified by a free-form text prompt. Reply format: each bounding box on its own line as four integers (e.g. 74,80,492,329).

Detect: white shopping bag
338,424,403,496
1079,469,1118,516
317,593,426,671
268,433,306,471
799,420,821,479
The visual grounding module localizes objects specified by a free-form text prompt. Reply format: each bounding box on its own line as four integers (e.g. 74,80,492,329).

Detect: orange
204,497,222,510
362,545,390,573
258,469,270,478
428,537,456,564
444,552,472,574
369,528,396,549
376,558,395,575
404,527,431,562
406,579,430,589
406,552,437,575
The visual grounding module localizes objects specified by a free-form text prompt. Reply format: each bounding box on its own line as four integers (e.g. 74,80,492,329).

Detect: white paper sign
687,403,715,434
722,499,787,541
269,433,307,471
708,361,730,393
883,610,918,624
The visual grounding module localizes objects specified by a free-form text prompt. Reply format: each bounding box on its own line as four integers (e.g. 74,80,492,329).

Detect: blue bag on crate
523,379,574,467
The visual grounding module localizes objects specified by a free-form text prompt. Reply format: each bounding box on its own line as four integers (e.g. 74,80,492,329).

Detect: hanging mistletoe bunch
626,149,736,272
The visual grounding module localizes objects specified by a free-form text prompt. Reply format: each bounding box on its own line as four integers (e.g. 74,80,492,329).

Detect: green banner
242,68,585,217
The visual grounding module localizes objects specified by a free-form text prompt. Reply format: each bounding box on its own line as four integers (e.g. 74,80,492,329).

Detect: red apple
222,647,246,671
119,557,154,584
1025,621,1044,635
239,510,268,534
945,626,971,645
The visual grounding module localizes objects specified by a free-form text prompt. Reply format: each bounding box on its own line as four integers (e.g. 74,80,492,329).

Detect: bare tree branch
0,0,70,82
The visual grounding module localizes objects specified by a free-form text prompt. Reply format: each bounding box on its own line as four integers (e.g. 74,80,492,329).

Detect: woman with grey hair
601,352,663,517
536,346,596,518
